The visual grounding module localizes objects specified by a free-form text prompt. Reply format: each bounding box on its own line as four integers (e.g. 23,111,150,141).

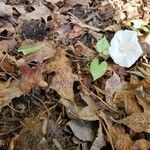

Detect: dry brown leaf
135,88,150,111
120,111,150,133
108,125,133,150
74,41,95,58
19,3,50,23
105,72,124,105
60,98,98,120
0,85,23,108
68,25,84,39
66,0,91,7
90,122,106,150
0,22,15,35
67,120,95,141
78,106,99,121
133,139,150,150
18,59,48,93
0,59,48,107
0,39,16,53
0,2,13,18
97,2,114,21
47,51,78,100
46,0,64,4
113,90,142,115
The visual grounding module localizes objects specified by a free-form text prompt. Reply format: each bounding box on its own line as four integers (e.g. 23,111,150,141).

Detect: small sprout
90,59,108,81
109,30,143,68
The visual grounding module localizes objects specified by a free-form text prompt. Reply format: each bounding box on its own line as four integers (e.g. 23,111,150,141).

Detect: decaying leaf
47,51,78,101
74,41,95,58
60,98,98,121
133,139,150,150
113,90,142,115
120,111,150,133
0,2,13,19
105,72,123,105
108,125,133,150
68,25,84,39
18,59,48,93
66,0,91,7
19,3,50,23
67,119,95,141
0,85,23,108
46,0,64,4
90,122,106,150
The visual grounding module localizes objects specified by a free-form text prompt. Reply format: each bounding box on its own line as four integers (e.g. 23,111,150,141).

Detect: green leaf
90,59,108,81
18,44,44,55
96,37,109,55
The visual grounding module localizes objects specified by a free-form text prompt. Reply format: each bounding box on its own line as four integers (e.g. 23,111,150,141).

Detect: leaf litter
0,0,149,150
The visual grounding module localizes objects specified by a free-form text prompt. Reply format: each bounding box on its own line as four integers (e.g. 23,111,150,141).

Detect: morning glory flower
109,30,143,68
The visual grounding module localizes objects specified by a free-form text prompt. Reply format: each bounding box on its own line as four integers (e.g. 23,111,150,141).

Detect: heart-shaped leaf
96,37,109,55
90,59,108,81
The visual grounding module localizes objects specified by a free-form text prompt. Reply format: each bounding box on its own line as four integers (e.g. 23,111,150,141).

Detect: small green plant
90,58,108,81
96,36,109,55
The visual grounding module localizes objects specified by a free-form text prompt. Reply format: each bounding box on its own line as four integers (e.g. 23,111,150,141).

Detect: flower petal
109,30,143,68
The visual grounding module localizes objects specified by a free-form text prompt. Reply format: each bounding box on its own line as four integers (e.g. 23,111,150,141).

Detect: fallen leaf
90,122,106,150
66,0,91,7
18,59,48,93
0,85,23,108
78,106,99,121
47,51,78,101
133,139,150,150
90,59,108,81
105,72,123,105
120,111,150,133
97,2,114,21
0,39,16,53
108,125,133,150
67,120,95,141
19,3,50,23
46,0,64,4
68,25,84,39
60,98,98,120
135,87,150,111
113,90,142,115
74,41,95,58
0,2,13,19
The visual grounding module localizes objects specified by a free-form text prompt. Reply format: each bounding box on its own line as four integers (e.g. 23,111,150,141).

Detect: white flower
109,30,143,68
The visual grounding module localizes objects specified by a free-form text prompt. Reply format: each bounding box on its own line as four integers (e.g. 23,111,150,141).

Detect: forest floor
0,0,150,150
